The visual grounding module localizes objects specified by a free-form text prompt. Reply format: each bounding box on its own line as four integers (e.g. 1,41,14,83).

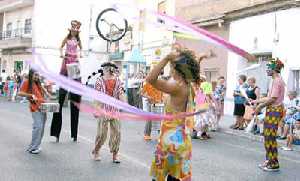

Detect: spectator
213,76,226,131
0,76,3,96
278,91,300,139
231,74,248,130
193,75,212,139
282,120,300,151
127,73,142,107
6,76,15,101
243,77,260,126
141,71,164,141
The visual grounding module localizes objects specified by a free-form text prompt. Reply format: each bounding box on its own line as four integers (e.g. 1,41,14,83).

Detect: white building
224,8,300,115
0,0,175,83
0,0,33,78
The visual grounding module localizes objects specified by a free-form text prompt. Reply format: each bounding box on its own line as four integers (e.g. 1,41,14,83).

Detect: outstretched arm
146,54,180,95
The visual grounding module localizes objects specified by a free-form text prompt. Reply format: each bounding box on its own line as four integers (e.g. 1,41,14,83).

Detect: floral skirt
150,121,192,181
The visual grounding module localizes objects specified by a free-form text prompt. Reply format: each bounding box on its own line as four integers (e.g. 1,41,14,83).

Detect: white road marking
63,130,150,169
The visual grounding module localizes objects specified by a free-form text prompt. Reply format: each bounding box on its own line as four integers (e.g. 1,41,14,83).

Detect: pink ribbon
114,4,255,61
28,55,207,120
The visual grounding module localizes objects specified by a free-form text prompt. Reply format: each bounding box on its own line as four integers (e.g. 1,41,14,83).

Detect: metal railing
0,27,32,40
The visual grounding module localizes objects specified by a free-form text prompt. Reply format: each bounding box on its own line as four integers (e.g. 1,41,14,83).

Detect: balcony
0,28,32,50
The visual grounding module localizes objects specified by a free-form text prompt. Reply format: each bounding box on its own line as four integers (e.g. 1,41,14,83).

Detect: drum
40,103,60,112
66,63,81,79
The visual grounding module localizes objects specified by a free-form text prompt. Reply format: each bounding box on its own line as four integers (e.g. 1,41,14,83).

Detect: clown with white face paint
92,62,125,163
251,58,285,172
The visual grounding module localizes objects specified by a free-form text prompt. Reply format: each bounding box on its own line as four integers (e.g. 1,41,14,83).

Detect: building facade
0,0,33,78
176,0,300,115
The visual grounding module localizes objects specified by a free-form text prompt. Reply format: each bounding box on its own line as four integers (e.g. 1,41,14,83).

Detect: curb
218,127,300,152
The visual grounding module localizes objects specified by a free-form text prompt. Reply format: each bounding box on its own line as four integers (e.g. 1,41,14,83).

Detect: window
244,53,272,94
24,18,32,34
204,68,218,82
6,22,12,38
14,61,23,73
16,20,21,36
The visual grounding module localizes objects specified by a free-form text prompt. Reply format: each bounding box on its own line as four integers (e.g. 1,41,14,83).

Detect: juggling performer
252,58,285,172
92,62,125,163
147,48,200,181
50,20,83,142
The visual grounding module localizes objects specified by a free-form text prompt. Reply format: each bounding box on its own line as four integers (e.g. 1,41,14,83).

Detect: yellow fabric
150,84,194,181
200,82,212,95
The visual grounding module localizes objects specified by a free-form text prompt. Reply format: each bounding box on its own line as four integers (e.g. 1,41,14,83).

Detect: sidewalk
219,114,300,152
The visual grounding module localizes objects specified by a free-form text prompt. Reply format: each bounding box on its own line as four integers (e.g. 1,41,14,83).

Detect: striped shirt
95,76,124,112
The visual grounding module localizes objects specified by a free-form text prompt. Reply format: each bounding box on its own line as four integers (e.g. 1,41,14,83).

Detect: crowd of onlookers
0,71,24,101
2,69,299,150
0,70,55,103
231,74,300,151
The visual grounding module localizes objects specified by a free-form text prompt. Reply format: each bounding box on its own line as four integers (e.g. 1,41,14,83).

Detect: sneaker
262,165,280,172
282,146,293,151
278,136,287,140
29,149,41,154
258,161,269,169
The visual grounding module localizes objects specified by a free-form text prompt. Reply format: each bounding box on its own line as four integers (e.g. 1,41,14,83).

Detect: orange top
20,80,45,112
104,79,116,96
142,83,163,103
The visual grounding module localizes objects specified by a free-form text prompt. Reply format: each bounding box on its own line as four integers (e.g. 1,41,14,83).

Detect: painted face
103,66,114,75
266,68,273,76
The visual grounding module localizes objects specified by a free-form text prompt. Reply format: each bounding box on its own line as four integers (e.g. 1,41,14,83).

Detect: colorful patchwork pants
264,105,284,168
94,118,121,154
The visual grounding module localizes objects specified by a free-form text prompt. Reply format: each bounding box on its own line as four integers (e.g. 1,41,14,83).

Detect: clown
252,58,285,172
92,62,125,163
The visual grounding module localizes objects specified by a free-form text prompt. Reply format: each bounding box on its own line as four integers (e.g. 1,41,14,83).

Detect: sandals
92,150,101,161
113,159,121,164
113,153,121,164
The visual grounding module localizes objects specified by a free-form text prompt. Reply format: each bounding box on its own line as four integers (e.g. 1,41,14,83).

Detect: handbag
243,105,254,120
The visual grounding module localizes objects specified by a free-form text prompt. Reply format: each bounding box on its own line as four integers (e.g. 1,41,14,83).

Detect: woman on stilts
50,20,83,142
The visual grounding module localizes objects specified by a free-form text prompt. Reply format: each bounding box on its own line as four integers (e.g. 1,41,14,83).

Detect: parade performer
50,20,83,142
193,76,212,139
253,58,285,172
147,48,200,181
92,62,125,163
19,69,50,154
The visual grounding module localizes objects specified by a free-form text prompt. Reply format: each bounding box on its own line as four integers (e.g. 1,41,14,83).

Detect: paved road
0,99,300,181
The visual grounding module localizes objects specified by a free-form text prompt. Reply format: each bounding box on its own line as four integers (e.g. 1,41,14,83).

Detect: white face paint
266,68,273,76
